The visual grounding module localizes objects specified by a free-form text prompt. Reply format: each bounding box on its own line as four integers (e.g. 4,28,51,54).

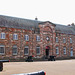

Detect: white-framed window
1,32,5,39
0,45,5,55
56,37,58,43
36,46,40,55
56,47,59,54
70,38,72,43
36,35,40,41
24,46,29,55
13,34,18,40
70,47,73,56
25,35,29,41
63,47,66,54
63,38,66,43
12,45,17,55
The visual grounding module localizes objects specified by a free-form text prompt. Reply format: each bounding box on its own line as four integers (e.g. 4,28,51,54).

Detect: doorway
45,46,50,58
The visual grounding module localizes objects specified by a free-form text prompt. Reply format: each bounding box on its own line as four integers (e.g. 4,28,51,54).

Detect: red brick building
0,15,75,60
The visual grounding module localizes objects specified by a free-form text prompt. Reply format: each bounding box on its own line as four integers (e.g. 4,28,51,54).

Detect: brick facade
0,15,75,60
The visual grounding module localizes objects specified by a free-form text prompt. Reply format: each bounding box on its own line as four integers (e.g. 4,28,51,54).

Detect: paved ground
0,60,75,75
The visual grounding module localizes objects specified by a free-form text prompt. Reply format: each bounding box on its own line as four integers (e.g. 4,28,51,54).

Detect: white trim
63,38,66,43
56,47,59,54
36,35,40,41
36,46,40,55
24,46,29,55
0,45,5,55
63,47,66,54
1,32,5,39
12,45,17,55
56,37,58,43
13,34,18,40
70,38,72,43
70,47,73,56
25,35,29,41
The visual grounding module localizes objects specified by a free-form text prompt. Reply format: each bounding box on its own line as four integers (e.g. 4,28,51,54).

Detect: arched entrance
45,46,50,58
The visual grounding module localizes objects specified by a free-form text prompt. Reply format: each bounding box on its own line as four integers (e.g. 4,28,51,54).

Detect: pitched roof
0,15,75,35
0,15,41,30
55,24,75,35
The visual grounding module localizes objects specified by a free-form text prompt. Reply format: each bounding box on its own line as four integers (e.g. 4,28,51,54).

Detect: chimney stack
35,17,38,20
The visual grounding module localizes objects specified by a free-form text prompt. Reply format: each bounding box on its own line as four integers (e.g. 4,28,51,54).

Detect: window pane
36,36,40,41
25,35,29,41
1,33,5,39
12,46,17,55
63,47,66,54
63,38,66,43
36,47,40,55
56,47,59,54
13,34,18,40
70,38,72,43
0,46,5,54
24,46,29,55
56,37,58,42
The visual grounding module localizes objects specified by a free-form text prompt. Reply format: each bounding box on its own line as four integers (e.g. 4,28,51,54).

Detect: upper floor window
36,46,40,55
0,45,5,55
70,38,72,43
24,46,29,55
12,45,17,55
56,47,59,54
56,37,58,43
63,47,66,54
13,34,18,40
1,33,5,39
36,35,40,41
63,38,66,43
25,35,29,41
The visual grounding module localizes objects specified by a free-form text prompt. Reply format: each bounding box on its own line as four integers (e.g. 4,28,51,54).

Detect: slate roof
55,24,75,35
0,15,75,35
0,15,41,30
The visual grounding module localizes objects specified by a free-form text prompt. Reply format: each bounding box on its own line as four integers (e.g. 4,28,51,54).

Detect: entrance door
45,46,50,58
46,49,49,57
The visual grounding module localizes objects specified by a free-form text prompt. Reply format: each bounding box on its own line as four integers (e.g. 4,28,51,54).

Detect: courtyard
0,60,75,75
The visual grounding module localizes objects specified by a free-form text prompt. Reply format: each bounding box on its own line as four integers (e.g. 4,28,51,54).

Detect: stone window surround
25,35,29,41
12,45,18,55
13,33,18,40
24,46,29,55
1,32,6,39
0,45,5,55
36,46,40,55
36,35,40,41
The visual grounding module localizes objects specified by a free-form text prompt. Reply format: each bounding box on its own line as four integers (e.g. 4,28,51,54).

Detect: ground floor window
63,47,66,54
12,45,17,55
70,47,73,56
24,46,29,55
56,47,59,54
36,46,40,55
0,45,5,55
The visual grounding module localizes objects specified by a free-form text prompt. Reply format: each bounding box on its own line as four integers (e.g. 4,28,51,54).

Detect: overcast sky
0,0,75,25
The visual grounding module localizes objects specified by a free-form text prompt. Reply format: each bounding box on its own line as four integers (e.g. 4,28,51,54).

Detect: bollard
12,71,46,75
0,60,9,71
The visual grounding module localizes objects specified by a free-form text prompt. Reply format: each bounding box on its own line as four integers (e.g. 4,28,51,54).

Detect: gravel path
0,60,75,75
